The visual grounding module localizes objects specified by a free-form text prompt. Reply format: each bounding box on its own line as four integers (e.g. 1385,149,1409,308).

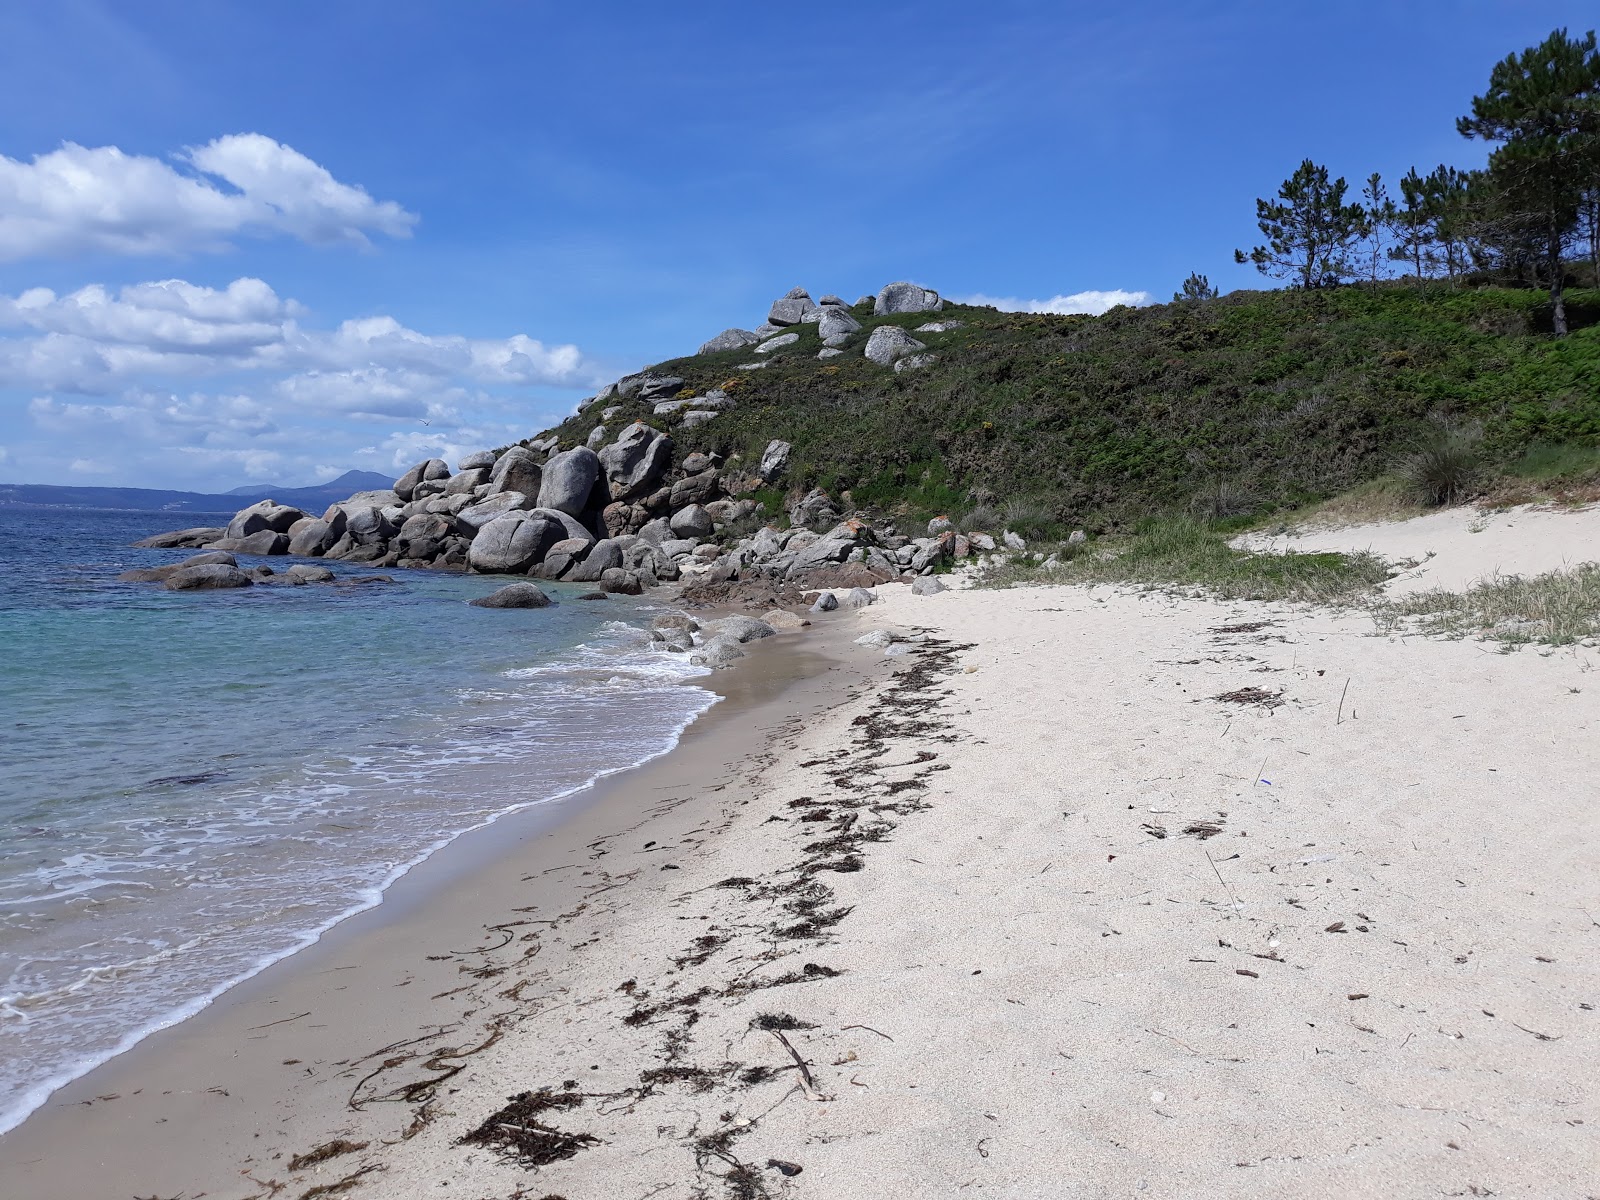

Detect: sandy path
1238,503,1600,595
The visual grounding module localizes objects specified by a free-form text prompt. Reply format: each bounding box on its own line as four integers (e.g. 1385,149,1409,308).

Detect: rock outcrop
865,326,927,366
875,282,943,314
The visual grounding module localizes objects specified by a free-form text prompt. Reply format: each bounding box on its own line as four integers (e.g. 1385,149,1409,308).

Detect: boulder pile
130,279,988,605
692,281,944,368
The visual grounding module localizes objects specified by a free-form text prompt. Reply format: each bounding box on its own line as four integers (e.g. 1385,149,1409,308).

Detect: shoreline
5,562,1597,1198
0,599,876,1198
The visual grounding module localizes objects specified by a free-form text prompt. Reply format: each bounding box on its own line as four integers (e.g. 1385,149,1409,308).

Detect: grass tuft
1398,426,1482,508
979,516,1391,605
1376,565,1600,646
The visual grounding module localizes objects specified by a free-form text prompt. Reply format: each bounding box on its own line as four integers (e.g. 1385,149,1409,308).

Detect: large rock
458,491,533,532
458,450,497,471
535,537,593,580
288,519,336,557
118,565,181,583
394,458,450,502
225,500,309,539
670,504,714,539
343,505,393,546
758,440,791,483
698,328,759,355
599,567,644,595
911,575,946,595
567,538,623,583
690,634,745,669
616,373,684,401
709,615,776,643
598,422,673,502
468,582,553,609
754,332,799,353
396,513,456,560
768,291,817,326
285,564,335,583
164,565,253,590
467,512,561,574
233,530,289,556
816,309,861,339
670,470,721,510
445,467,491,495
864,326,926,366
529,506,594,545
788,488,841,528
489,446,543,499
874,282,943,315
133,526,225,549
536,446,601,517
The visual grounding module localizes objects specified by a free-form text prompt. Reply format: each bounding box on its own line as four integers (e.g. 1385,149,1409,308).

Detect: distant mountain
226,470,394,497
0,470,396,514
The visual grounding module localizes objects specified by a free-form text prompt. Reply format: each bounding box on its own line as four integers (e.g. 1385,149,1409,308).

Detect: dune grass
979,516,1391,606
1376,565,1600,646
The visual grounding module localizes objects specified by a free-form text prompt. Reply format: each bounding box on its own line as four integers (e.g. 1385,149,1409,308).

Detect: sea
0,507,717,1135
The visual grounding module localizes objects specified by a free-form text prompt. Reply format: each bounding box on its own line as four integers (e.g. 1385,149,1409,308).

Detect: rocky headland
129,282,1019,649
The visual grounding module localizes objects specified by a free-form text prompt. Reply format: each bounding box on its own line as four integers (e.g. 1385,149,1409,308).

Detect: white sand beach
3,508,1596,1200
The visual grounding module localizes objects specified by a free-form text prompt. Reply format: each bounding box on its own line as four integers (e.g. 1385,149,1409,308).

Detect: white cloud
0,277,597,395
0,134,416,261
955,289,1152,315
2,276,608,492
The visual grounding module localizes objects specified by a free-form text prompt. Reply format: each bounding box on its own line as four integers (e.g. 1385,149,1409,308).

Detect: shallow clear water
0,508,714,1133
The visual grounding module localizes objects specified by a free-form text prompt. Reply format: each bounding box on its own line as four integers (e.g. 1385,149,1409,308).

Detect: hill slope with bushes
538,283,1600,531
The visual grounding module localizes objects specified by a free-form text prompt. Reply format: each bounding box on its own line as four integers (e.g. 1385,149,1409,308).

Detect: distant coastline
0,470,394,514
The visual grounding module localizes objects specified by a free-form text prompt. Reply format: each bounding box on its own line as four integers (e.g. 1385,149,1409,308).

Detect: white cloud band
0,134,416,261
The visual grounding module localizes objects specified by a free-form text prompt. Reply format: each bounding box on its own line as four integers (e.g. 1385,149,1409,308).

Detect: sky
0,0,1593,492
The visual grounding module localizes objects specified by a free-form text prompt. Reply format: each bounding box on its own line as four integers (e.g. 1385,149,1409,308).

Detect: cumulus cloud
0,277,596,395
1,276,609,491
955,289,1152,315
0,134,416,261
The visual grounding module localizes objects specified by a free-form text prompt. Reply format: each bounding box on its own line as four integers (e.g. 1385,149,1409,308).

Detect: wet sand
0,616,879,1199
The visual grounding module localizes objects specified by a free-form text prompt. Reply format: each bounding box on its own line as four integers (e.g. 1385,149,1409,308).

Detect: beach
2,516,1597,1199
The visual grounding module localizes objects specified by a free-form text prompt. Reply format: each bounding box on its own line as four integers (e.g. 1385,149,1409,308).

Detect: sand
1238,501,1600,595
3,511,1597,1199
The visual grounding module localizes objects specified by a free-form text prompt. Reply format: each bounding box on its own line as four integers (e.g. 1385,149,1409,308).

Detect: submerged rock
164,565,254,591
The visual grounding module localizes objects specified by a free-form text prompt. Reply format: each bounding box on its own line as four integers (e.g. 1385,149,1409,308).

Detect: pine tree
1388,167,1435,282
1235,160,1370,288
1360,172,1396,281
1458,28,1600,334
1174,272,1219,301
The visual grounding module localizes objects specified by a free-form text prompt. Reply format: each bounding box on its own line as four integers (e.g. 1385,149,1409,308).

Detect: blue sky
0,0,1591,491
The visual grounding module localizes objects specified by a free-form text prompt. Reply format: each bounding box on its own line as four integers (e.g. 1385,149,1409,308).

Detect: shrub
1001,498,1061,541
957,505,1003,533
1397,426,1482,507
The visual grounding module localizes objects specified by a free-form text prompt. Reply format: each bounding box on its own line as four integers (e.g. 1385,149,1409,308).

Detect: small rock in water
468,582,553,608
164,565,254,591
809,591,839,612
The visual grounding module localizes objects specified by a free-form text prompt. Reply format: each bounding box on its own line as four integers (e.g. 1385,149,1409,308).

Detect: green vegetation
1396,425,1482,507
543,282,1600,532
1377,564,1600,646
978,517,1391,607
1233,27,1600,331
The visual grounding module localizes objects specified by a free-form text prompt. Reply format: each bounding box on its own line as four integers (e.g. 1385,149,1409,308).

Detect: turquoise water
0,509,715,1133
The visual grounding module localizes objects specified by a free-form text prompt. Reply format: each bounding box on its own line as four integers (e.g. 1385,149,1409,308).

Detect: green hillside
540,283,1600,531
